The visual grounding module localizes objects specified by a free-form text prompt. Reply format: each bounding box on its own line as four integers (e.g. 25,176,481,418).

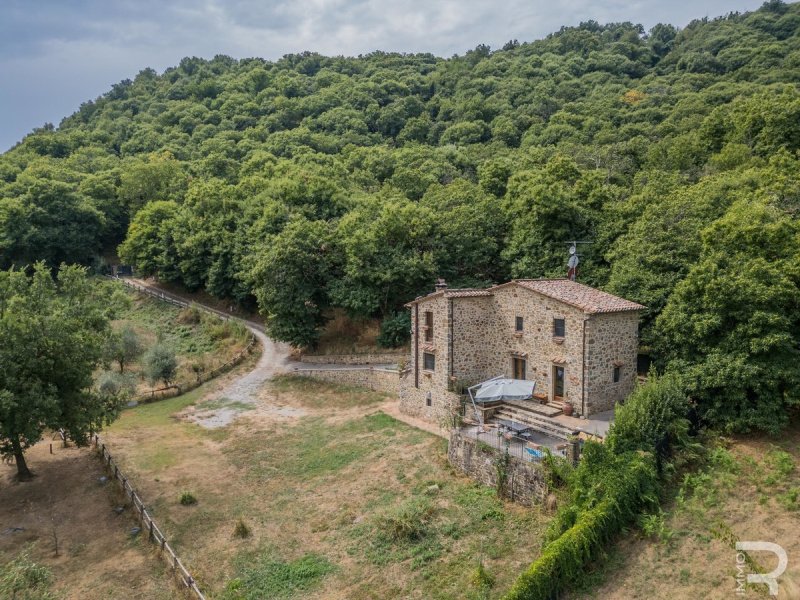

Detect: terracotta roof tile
444,289,492,298
512,279,645,314
405,288,491,305
405,280,644,314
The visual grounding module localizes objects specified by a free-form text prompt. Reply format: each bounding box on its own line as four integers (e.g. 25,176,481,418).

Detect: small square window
613,366,621,383
423,352,435,371
553,318,566,338
515,316,524,332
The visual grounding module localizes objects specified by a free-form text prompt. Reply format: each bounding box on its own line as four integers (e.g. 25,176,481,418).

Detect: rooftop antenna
562,241,591,281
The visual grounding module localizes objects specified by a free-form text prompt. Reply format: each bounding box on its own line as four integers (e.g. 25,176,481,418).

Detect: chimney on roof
434,278,448,292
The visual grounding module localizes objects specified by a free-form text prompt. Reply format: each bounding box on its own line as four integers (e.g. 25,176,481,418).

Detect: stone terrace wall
292,367,400,395
300,352,405,365
447,429,548,506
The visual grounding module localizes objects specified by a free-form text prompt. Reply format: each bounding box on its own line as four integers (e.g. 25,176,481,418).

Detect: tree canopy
3,2,800,431
0,264,124,479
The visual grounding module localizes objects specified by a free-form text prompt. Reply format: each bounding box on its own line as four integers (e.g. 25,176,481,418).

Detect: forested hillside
2,1,800,432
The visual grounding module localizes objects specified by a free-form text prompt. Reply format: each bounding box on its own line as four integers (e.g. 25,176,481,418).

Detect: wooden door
553,365,565,400
512,357,526,380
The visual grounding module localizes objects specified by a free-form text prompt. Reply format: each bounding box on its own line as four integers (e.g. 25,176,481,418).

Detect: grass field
102,375,550,599
108,291,251,394
570,423,800,600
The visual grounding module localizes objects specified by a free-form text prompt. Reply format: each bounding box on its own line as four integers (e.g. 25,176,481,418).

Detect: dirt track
126,278,405,430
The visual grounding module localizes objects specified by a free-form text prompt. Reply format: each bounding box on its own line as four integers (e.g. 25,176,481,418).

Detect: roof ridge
406,279,645,313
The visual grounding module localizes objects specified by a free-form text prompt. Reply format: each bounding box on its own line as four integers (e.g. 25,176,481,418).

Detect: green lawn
104,376,550,599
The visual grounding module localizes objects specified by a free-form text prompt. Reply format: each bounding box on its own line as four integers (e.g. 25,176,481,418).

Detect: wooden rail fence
106,276,258,405
92,277,263,597
94,435,206,599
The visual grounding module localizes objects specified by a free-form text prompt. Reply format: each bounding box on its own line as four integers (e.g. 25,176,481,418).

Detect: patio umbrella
473,378,535,403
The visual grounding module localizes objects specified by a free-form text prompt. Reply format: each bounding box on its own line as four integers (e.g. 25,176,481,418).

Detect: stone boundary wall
447,429,548,506
292,367,400,395
300,352,405,365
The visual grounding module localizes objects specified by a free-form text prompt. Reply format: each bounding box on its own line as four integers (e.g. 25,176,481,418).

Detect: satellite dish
569,245,577,255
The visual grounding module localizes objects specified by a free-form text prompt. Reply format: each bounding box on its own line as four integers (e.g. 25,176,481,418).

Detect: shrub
206,320,233,341
0,546,55,600
639,510,674,543
377,311,411,348
608,372,693,469
471,560,496,590
190,360,206,382
377,497,435,541
503,448,658,600
179,491,197,506
177,305,203,324
234,520,251,538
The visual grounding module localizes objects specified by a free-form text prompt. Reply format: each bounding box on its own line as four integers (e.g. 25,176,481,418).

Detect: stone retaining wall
300,352,405,365
292,367,400,395
447,429,548,506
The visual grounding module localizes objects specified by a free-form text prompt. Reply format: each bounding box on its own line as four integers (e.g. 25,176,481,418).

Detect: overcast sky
0,0,769,152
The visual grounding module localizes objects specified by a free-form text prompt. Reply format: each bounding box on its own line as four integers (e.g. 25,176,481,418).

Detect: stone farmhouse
400,279,645,425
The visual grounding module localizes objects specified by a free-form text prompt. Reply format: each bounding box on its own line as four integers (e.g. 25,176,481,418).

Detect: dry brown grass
0,442,173,600
99,374,549,599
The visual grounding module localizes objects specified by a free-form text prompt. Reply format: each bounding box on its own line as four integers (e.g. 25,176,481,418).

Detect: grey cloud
0,0,767,151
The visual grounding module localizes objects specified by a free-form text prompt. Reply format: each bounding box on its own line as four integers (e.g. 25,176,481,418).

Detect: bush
377,497,435,541
608,372,692,467
639,510,674,543
177,305,203,324
0,546,55,600
143,343,178,386
377,311,411,348
205,319,233,341
471,560,496,590
179,491,197,506
234,519,251,538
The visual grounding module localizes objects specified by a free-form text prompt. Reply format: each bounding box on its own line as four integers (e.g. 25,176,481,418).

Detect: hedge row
503,449,658,600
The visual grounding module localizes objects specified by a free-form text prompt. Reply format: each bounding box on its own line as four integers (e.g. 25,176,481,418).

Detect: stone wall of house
447,429,548,506
403,294,461,424
399,378,462,427
292,367,400,395
475,285,589,416
300,352,405,365
404,283,642,422
584,312,640,413
451,296,495,386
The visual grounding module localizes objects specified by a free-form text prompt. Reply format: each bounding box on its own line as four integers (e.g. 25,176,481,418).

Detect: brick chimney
434,278,448,292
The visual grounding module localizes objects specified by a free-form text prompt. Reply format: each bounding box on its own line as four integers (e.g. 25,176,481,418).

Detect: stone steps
491,406,577,440
502,398,563,418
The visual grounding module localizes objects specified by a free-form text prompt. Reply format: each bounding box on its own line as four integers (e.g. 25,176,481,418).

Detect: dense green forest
2,1,800,432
